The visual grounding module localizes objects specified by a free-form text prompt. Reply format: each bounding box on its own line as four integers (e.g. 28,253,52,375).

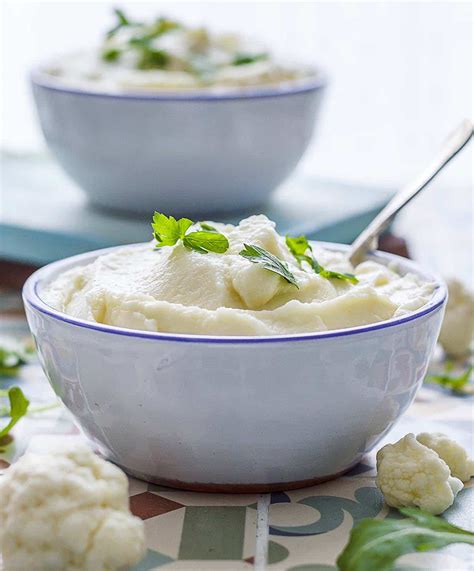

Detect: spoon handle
349,119,473,265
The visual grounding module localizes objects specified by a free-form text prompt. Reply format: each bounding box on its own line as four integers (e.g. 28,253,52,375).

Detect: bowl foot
118,462,360,493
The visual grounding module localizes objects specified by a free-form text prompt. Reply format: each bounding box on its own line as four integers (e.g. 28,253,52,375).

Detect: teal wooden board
0,153,393,265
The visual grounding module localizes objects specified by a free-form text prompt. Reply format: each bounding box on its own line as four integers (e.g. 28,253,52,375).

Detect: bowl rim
22,242,447,345
30,66,327,102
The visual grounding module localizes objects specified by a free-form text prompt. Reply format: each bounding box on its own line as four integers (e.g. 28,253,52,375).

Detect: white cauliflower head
417,432,474,483
376,433,463,515
438,279,474,357
0,444,146,571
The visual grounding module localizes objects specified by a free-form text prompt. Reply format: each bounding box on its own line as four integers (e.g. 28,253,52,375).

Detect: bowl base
118,461,359,493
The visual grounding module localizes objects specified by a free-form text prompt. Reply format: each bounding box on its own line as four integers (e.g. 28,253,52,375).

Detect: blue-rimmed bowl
23,243,446,492
31,67,326,216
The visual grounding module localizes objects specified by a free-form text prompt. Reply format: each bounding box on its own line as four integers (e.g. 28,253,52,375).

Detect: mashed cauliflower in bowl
42,215,437,336
22,215,446,491
38,9,317,95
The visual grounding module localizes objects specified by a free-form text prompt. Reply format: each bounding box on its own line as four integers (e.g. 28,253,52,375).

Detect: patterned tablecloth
0,290,473,571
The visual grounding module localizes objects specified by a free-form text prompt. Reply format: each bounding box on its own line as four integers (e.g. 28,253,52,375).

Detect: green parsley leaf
239,244,298,287
286,235,358,284
151,212,229,254
183,231,229,254
136,47,170,70
149,17,181,38
152,212,189,247
107,8,134,38
102,48,121,62
337,507,474,571
200,223,218,232
233,53,268,66
0,387,30,440
425,362,473,394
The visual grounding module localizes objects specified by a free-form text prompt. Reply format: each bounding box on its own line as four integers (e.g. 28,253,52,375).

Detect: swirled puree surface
43,216,435,336
43,10,313,92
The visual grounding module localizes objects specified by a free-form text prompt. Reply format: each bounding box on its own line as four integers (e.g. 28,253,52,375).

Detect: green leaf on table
0,341,34,377
151,212,229,254
336,507,474,571
0,387,30,440
239,244,298,287
425,363,473,394
286,235,358,284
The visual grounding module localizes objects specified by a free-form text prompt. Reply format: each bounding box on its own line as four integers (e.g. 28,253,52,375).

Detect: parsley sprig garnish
239,244,298,287
232,53,269,66
103,9,180,70
106,8,135,38
152,212,229,254
286,235,358,284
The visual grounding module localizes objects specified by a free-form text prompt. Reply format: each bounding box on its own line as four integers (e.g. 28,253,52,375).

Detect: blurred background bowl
31,69,326,216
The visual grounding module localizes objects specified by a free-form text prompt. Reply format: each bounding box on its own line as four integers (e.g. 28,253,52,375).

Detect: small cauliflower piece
438,279,474,357
416,432,474,483
0,444,145,571
376,433,463,515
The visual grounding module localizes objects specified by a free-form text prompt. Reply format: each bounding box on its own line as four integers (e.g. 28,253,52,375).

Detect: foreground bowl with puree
31,11,325,215
23,215,446,491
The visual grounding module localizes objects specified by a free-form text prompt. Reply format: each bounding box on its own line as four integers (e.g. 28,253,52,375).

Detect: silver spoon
349,119,473,265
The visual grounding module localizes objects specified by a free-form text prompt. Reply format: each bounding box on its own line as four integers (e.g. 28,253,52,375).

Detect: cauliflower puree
44,11,312,92
43,216,435,336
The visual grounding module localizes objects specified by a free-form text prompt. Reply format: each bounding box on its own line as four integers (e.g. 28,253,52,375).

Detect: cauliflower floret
376,433,463,515
417,432,474,483
0,444,145,571
438,279,474,357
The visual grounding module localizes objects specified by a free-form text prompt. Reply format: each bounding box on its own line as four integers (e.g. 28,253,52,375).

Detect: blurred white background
1,1,473,277
1,1,472,185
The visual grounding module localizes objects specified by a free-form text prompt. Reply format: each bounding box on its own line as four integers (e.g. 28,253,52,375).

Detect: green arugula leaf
425,362,473,394
286,235,358,284
0,387,30,440
233,53,268,66
151,212,229,254
337,507,474,571
239,244,298,287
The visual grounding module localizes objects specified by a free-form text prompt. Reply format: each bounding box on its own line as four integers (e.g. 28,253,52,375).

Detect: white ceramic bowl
23,244,446,492
31,69,326,216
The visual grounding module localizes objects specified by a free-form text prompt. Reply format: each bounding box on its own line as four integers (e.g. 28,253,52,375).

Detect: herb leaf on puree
239,244,299,287
0,387,30,440
337,507,474,571
152,212,229,254
286,235,359,284
233,53,268,66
